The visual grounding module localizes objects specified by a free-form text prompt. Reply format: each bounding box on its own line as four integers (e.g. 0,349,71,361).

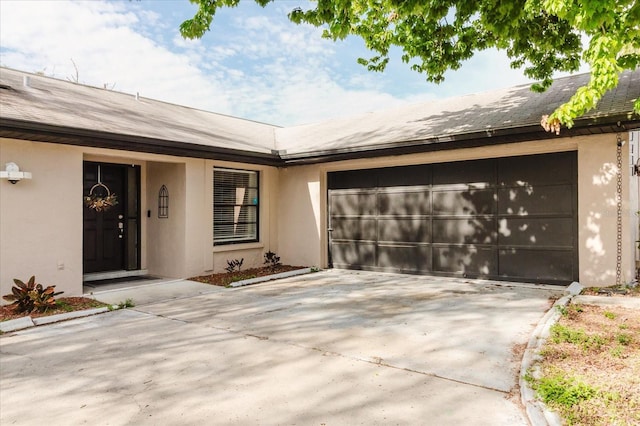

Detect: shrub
225,258,244,273
264,251,281,270
2,276,64,314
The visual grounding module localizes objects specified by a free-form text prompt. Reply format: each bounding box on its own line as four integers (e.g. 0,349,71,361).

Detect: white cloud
0,0,589,126
0,0,233,113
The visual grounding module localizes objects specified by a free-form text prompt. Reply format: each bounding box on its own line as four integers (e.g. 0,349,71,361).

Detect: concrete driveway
0,270,564,425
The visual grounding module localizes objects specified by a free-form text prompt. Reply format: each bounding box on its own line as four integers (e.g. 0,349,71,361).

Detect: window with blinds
213,168,259,245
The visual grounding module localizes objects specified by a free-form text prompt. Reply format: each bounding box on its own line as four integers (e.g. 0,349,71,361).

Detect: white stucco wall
147,162,186,278
0,140,281,301
0,139,83,298
577,134,633,286
278,165,323,268
629,130,640,267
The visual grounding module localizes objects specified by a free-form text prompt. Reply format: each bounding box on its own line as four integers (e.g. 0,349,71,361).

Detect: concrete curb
229,268,314,288
520,281,583,425
32,307,111,325
1,306,116,333
0,316,35,333
520,295,568,426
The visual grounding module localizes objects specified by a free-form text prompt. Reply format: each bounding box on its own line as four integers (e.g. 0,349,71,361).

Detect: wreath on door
84,165,118,212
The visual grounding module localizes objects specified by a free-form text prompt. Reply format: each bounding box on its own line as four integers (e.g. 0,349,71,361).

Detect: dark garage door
327,152,578,284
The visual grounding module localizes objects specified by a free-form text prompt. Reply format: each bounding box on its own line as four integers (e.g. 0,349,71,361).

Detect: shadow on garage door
327,151,578,285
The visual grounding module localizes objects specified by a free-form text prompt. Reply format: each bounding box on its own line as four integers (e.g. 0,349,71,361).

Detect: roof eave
0,118,282,166
2,113,637,168
279,113,640,165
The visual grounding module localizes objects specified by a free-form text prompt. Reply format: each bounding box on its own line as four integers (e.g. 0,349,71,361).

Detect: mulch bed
0,297,108,322
189,265,306,287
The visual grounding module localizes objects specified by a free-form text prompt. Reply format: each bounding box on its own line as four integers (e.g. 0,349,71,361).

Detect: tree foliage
181,0,640,131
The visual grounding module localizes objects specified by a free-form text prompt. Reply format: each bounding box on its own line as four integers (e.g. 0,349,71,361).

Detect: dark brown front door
327,152,578,285
83,162,139,274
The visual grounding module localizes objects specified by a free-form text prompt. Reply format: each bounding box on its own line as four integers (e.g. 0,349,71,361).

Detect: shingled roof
275,70,640,162
0,67,280,164
1,67,638,165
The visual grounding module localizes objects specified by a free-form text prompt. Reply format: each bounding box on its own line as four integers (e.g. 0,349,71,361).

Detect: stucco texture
0,133,636,301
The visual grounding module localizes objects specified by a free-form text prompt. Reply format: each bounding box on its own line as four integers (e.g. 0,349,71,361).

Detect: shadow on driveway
1,270,564,425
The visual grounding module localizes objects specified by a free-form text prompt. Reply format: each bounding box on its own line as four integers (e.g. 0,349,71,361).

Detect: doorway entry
83,162,140,274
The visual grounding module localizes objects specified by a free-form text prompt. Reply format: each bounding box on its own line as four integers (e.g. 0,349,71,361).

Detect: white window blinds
213,168,259,245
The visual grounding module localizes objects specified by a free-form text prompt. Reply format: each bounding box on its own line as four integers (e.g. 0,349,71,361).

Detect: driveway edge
0,306,115,333
520,281,584,426
520,295,568,426
520,281,585,426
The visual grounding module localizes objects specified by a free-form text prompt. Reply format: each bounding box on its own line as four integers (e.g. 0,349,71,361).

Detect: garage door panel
433,218,496,244
379,218,431,242
328,152,577,284
378,244,431,272
378,165,431,187
330,193,377,216
498,185,573,215
379,191,431,216
328,170,377,189
499,249,574,281
433,160,496,186
331,242,376,267
433,246,497,275
331,218,377,240
499,217,574,246
498,152,574,185
433,189,496,215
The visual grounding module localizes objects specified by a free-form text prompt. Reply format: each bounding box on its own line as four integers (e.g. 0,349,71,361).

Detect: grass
529,304,640,425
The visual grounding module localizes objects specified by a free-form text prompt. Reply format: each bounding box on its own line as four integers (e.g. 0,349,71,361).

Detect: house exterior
1,67,638,298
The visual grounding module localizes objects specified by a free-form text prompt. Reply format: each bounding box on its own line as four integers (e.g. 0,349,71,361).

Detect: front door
83,162,140,274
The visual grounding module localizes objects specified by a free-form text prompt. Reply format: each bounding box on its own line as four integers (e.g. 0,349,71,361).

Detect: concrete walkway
1,270,565,425
85,277,226,306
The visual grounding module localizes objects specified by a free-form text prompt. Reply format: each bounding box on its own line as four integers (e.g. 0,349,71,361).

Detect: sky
0,0,587,127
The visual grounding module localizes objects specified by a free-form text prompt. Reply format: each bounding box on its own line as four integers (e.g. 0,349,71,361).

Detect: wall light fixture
0,162,32,184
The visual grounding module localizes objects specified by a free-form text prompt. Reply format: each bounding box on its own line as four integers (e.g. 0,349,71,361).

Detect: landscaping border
228,267,313,288
0,306,113,333
520,281,583,426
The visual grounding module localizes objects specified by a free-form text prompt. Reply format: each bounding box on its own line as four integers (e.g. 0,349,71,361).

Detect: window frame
213,167,259,246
